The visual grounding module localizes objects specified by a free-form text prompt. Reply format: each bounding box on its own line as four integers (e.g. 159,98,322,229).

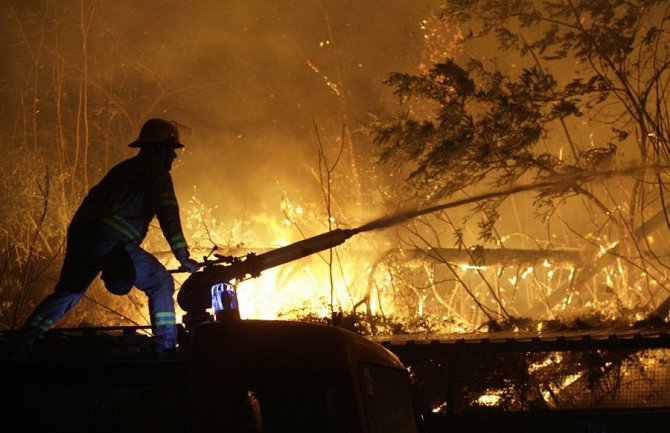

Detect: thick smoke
0,0,441,234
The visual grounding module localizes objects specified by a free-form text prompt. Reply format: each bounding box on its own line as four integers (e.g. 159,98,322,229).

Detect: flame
166,192,670,333
432,402,447,413
180,198,394,321
529,354,563,373
559,373,582,389
521,266,534,280
540,371,583,406
474,389,504,407
596,241,619,258
458,264,488,271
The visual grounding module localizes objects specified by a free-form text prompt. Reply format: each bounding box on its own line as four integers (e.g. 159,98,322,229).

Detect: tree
372,0,670,321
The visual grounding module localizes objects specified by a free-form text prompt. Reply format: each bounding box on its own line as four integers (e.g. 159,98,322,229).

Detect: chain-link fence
384,332,670,414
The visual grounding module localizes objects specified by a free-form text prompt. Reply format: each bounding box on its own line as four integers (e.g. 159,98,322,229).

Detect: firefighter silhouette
10,119,199,353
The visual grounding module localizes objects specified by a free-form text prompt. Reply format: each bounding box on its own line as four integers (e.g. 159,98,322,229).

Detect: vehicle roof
190,319,404,369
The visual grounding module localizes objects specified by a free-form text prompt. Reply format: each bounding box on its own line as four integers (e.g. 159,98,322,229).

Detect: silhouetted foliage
373,0,670,240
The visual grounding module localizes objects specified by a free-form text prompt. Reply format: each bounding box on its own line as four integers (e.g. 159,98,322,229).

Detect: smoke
158,0,444,227
0,0,442,236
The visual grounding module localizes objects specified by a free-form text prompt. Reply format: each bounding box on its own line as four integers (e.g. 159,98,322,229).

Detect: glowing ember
529,354,563,373
432,402,447,413
474,389,504,407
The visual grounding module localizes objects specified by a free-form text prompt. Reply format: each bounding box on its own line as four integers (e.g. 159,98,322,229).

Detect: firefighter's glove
175,248,199,273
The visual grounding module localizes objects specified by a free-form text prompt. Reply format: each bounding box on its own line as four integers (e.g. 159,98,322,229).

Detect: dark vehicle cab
1,318,418,433
189,319,417,433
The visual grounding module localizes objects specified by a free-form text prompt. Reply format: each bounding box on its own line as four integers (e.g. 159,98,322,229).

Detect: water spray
354,164,669,233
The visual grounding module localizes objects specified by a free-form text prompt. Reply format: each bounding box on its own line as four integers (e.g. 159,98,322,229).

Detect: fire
165,190,670,334
238,268,336,319
540,372,583,405
520,266,534,280
596,241,619,258
458,264,488,271
2,1,668,345
177,197,389,322
474,389,504,407
529,353,563,373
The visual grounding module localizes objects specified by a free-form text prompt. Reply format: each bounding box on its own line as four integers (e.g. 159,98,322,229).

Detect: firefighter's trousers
12,218,177,352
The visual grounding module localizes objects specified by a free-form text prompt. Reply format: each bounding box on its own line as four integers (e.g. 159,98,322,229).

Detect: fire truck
0,321,418,433
0,229,420,433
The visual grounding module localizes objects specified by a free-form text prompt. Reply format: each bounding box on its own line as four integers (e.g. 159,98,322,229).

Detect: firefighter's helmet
129,118,185,149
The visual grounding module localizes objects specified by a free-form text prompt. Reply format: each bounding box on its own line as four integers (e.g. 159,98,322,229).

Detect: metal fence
381,329,670,414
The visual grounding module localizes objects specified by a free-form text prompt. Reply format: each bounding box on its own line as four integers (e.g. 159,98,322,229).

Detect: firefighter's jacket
74,154,188,253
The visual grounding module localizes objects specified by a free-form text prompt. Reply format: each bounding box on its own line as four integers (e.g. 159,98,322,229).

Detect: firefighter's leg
9,223,109,354
8,290,86,356
130,246,177,350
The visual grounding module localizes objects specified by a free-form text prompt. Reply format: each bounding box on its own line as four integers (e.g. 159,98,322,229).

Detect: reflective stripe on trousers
128,243,177,349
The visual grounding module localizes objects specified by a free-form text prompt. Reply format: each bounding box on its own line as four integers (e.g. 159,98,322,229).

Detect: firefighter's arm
155,173,199,273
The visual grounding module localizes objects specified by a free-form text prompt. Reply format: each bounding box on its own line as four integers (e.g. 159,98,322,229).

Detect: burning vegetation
1,0,670,345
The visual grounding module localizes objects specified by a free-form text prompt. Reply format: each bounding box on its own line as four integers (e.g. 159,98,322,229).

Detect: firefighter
9,118,199,354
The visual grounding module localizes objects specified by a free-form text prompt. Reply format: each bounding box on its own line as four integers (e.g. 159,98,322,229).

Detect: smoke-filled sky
1,0,444,245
